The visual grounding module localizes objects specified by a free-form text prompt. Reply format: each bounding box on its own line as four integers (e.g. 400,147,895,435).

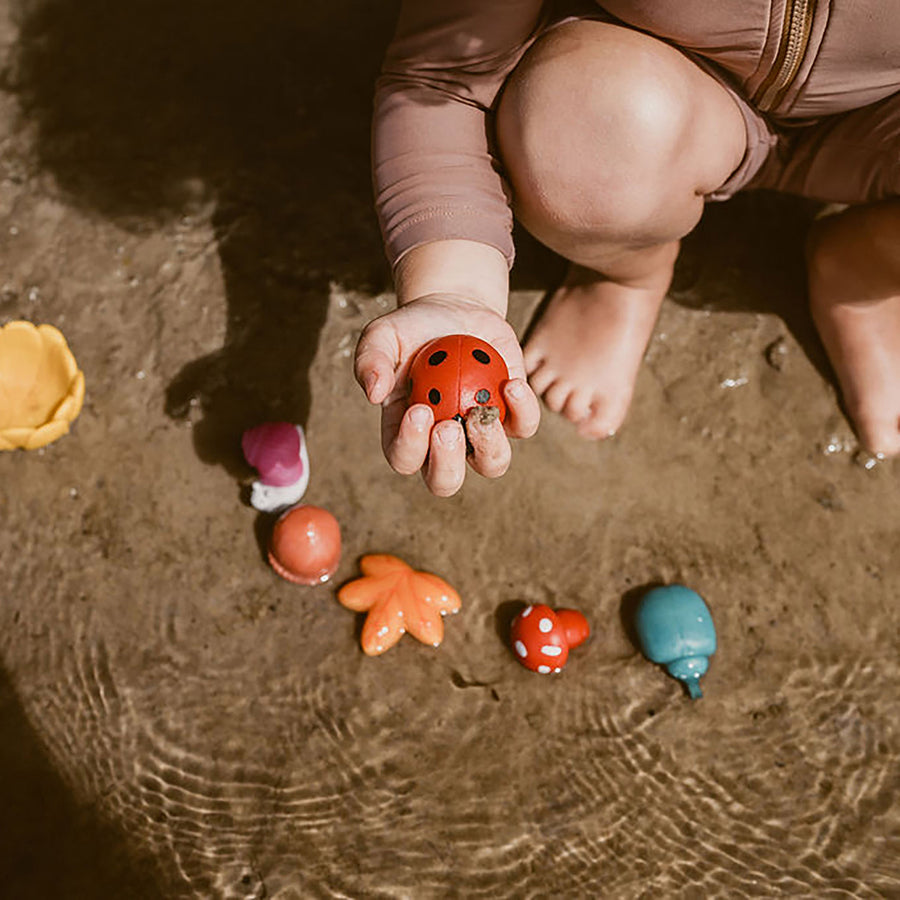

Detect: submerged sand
1,1,898,896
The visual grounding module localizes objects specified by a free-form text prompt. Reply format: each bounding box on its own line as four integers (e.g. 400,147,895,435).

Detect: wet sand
1,1,898,896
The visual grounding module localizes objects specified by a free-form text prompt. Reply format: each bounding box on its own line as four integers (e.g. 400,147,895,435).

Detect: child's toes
858,410,900,458
526,360,555,395
543,381,573,414
562,390,593,425
577,398,626,440
523,345,546,376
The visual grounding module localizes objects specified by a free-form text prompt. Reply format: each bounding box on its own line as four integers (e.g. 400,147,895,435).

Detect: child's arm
357,0,545,496
374,0,545,269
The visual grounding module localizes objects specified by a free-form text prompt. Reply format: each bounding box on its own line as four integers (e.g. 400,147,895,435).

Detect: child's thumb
354,342,396,405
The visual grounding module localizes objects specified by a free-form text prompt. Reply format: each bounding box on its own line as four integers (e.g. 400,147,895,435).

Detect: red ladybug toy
408,335,509,423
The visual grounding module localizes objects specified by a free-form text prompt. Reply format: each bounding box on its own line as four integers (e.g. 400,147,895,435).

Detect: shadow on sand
10,0,398,477
0,668,169,897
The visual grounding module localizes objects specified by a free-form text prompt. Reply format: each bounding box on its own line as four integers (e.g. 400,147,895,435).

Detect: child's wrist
393,240,509,316
397,291,508,318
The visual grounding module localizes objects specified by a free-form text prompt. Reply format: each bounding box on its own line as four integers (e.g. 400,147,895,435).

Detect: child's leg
807,200,900,457
755,92,900,457
496,20,747,438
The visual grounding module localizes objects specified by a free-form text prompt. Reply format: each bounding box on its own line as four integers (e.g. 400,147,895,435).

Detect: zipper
752,0,818,112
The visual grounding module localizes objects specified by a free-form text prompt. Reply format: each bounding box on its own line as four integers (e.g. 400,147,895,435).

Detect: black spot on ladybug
428,388,441,405
472,349,490,364
475,389,490,403
428,350,448,366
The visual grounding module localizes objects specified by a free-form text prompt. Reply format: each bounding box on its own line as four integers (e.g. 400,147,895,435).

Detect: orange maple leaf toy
338,555,461,656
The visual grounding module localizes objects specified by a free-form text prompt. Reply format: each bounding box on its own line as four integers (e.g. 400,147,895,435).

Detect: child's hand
354,294,540,496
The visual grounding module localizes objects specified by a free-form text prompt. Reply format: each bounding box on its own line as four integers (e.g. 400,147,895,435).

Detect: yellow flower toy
0,320,85,450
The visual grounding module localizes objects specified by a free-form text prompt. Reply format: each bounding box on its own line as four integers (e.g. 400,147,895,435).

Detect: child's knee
806,200,900,294
496,22,717,249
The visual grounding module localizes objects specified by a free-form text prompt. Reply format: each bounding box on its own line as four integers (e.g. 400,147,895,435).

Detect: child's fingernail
436,423,460,447
364,372,378,398
409,406,431,429
506,379,525,399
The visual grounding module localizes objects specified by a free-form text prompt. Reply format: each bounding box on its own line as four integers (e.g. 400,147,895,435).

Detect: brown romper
373,0,900,268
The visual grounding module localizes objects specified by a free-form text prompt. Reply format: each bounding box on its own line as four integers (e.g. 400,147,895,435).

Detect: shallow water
2,1,899,896
3,275,898,896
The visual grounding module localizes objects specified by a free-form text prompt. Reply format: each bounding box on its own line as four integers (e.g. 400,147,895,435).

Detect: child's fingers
355,349,396,405
465,406,511,479
383,403,433,475
423,419,467,497
502,378,541,439
355,325,399,405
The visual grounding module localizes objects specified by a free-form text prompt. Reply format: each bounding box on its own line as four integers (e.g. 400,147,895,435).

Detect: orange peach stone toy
0,320,85,450
268,504,341,585
338,554,461,656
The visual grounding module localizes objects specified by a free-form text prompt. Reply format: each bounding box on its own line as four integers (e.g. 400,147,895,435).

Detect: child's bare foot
807,200,900,458
523,244,676,439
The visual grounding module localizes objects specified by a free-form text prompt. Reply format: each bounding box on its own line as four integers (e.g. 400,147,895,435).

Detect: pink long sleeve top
372,0,900,270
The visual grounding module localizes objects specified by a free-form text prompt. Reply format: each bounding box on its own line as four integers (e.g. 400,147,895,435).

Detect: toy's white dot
522,606,533,618
378,626,389,636
537,665,551,674
697,616,704,622
554,668,561,673
515,641,527,658
541,645,562,657
539,618,553,633
440,610,447,617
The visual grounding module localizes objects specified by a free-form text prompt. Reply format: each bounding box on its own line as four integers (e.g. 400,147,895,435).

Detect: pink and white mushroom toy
241,421,310,513
509,604,590,674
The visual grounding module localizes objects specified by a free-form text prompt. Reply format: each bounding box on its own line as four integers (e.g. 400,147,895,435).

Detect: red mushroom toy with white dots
510,604,590,674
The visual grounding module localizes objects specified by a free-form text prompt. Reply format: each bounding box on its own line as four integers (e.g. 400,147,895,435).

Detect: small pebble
764,336,789,371
815,483,843,511
336,296,361,318
822,435,852,456
853,449,884,471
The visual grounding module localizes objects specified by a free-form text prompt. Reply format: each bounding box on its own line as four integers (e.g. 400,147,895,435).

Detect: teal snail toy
635,585,716,699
